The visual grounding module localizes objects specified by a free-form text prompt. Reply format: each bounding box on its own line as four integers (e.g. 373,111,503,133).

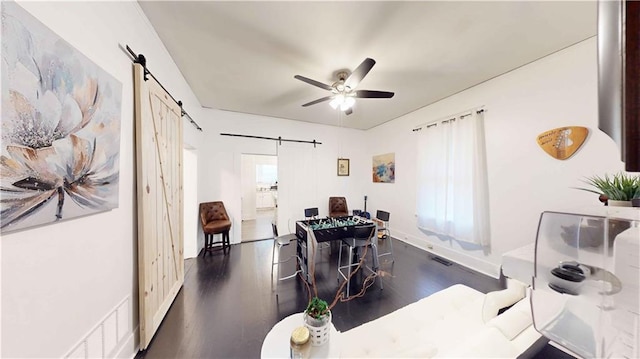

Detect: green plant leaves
580,172,640,201
305,296,329,319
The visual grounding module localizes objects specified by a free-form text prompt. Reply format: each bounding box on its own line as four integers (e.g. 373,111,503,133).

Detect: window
256,164,277,186
415,110,490,246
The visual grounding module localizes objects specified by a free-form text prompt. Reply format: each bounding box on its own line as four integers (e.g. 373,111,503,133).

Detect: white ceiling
139,1,597,130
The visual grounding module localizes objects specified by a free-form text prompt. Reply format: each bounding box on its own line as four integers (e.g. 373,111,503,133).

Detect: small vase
608,200,633,207
303,310,331,346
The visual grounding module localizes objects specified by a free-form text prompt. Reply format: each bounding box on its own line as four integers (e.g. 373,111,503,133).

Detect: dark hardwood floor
136,237,571,358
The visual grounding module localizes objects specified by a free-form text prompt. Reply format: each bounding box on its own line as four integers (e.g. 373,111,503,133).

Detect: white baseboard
392,229,501,279
113,325,139,359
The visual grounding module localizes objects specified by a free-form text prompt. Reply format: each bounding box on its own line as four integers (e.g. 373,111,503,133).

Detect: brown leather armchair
199,201,231,254
329,197,349,218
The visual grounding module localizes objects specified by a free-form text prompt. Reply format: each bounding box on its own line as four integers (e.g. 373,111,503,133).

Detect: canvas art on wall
1,3,123,233
372,153,395,183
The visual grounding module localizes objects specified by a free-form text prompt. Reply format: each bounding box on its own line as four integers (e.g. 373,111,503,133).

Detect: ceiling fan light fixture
295,58,394,116
341,96,355,111
329,94,345,109
329,94,354,111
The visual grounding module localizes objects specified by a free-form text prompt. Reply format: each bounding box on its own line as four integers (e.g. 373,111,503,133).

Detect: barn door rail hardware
219,133,322,147
124,45,202,132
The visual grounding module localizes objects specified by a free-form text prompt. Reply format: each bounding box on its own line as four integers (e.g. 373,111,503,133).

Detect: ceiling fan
294,58,394,115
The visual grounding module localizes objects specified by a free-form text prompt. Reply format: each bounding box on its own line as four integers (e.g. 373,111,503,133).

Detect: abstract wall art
372,153,395,183
1,3,123,233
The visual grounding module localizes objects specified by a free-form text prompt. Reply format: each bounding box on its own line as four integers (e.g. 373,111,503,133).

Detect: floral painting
372,153,395,183
1,3,122,233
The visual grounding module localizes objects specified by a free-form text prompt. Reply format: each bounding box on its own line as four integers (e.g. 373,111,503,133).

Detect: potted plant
577,172,640,206
302,296,331,346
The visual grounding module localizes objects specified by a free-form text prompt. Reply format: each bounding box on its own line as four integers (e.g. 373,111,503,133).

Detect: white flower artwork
1,3,122,233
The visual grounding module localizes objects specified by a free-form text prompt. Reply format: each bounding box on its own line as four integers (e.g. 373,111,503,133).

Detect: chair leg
378,230,395,263
346,245,354,297
271,240,277,279
275,243,281,296
224,231,230,251
337,242,343,282
203,234,210,255
202,232,231,255
371,244,383,290
272,242,301,298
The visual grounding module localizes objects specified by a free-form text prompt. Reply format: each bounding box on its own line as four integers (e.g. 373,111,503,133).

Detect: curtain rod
412,107,485,132
124,45,203,132
220,133,322,147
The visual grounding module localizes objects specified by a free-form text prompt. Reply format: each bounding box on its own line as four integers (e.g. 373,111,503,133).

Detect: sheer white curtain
416,110,491,246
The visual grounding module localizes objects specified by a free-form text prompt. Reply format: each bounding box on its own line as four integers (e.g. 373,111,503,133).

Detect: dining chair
199,201,231,254
304,207,319,219
328,197,349,218
271,223,301,297
337,224,382,297
375,210,394,262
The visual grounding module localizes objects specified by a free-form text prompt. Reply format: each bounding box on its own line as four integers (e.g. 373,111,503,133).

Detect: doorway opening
241,154,277,241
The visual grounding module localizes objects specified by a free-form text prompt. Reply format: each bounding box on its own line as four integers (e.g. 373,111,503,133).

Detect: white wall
0,4,625,358
1,2,203,358
198,109,368,240
184,148,199,259
365,38,624,278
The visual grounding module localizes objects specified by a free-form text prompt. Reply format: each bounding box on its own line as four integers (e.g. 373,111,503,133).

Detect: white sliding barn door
133,64,184,350
277,142,317,234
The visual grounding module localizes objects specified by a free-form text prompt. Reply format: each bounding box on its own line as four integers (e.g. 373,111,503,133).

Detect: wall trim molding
113,325,139,359
64,296,135,358
392,229,501,279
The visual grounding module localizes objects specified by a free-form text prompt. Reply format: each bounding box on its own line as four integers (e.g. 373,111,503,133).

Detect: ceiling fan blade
344,108,353,116
355,90,394,98
344,58,376,89
294,75,333,91
302,96,333,107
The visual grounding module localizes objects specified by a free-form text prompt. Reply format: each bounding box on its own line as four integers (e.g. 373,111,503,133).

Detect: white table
261,313,341,358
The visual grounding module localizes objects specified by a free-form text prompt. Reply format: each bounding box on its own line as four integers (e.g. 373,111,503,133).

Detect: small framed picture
337,158,350,176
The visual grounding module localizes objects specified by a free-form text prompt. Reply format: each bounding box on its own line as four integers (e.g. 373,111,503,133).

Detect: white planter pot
608,200,633,207
304,311,331,346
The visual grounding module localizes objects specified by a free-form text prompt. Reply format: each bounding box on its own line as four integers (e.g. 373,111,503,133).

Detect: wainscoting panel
86,326,102,358
64,296,132,359
103,312,118,356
